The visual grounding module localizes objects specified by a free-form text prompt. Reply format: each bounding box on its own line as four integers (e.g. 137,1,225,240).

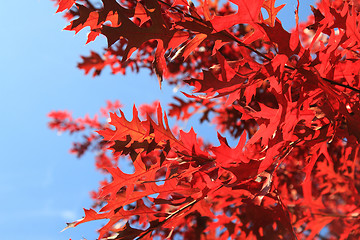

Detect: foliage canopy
49,0,360,239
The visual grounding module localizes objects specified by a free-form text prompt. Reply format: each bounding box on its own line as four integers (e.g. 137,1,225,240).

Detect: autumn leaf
56,0,75,13
261,0,285,27
51,0,360,239
211,0,263,31
97,105,147,144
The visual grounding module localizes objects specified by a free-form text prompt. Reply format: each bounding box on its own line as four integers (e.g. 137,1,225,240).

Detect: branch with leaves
49,0,360,239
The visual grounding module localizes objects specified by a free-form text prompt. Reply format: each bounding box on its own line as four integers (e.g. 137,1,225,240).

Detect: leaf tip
61,222,76,232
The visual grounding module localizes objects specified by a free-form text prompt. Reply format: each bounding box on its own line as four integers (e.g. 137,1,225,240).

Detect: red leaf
85,30,100,44
134,2,150,26
211,0,263,31
56,0,75,13
261,0,285,27
172,33,207,61
261,18,303,57
97,105,146,144
51,1,360,239
212,131,249,166
77,51,105,77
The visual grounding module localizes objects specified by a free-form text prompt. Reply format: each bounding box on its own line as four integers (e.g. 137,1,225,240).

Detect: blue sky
0,0,314,239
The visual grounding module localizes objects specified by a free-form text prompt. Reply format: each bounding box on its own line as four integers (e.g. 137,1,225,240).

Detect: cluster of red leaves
50,0,360,239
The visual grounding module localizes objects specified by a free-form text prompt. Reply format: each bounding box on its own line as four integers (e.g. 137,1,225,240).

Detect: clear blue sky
0,0,314,239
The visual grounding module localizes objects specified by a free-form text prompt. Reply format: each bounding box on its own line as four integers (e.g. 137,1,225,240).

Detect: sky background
0,0,314,239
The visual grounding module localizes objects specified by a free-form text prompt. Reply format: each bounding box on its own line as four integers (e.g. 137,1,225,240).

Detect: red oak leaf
261,0,285,27
211,0,263,31
56,0,75,13
77,51,105,77
97,105,146,144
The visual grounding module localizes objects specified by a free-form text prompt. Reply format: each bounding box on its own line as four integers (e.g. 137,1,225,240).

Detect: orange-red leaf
211,0,263,31
97,105,147,153
56,0,75,13
262,0,285,27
